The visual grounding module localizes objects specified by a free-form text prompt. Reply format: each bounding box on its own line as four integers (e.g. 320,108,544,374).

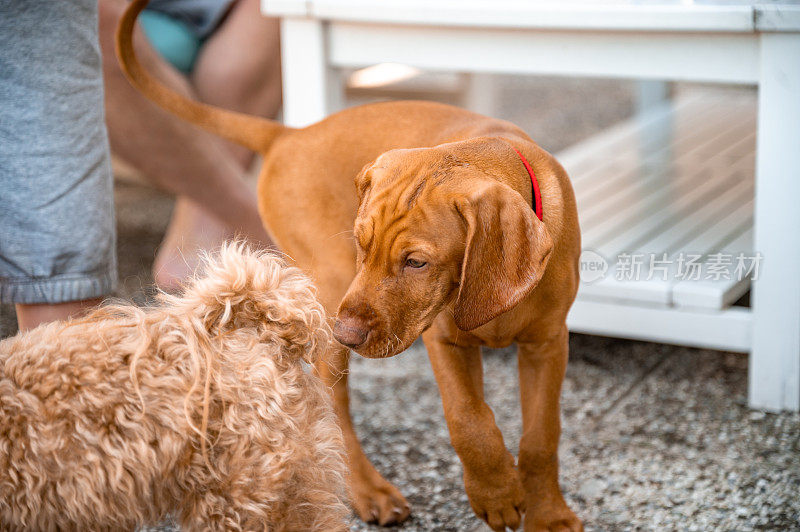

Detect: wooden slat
631,172,753,256
568,97,729,194
581,194,754,305
672,225,754,309
582,134,754,254
566,91,753,190
561,93,708,181
574,103,755,233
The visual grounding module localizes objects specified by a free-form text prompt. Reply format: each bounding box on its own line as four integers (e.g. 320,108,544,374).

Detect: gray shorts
0,0,117,304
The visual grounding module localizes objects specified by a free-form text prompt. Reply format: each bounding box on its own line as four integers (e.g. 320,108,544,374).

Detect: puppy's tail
115,0,288,154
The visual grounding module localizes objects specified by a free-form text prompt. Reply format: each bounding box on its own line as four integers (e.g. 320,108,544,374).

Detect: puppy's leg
423,333,525,532
316,344,410,526
517,327,582,532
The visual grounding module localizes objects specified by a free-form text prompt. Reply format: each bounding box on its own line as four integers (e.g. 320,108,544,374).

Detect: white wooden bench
261,0,800,412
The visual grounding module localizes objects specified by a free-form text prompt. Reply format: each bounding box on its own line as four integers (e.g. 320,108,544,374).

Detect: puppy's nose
333,316,369,349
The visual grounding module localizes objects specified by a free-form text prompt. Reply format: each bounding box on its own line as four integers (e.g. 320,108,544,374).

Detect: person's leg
191,0,282,167
98,0,274,289
157,0,282,289
15,300,103,332
152,198,237,289
0,0,116,331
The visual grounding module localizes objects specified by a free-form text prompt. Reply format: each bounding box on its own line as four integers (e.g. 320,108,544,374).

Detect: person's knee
191,15,281,108
194,55,281,117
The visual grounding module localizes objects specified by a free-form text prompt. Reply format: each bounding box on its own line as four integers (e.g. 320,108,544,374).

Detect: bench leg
279,18,331,127
635,80,670,116
750,33,800,412
463,73,499,117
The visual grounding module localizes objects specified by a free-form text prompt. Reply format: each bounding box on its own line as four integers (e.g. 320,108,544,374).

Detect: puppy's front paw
464,457,526,532
524,499,582,532
350,472,410,526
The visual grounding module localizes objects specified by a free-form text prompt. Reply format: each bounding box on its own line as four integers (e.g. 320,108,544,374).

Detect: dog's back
0,316,182,530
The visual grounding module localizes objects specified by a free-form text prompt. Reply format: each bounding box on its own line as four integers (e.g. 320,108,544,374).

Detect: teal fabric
139,10,202,74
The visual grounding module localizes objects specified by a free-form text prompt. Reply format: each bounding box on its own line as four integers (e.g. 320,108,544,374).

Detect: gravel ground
2,76,798,531
348,336,800,532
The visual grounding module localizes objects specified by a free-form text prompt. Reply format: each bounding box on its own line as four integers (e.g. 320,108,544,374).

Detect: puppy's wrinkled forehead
359,148,470,211
354,148,469,245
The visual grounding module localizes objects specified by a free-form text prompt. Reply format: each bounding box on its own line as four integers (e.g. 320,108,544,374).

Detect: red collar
511,148,543,221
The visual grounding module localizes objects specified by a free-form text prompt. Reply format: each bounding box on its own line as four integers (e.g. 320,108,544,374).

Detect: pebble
579,479,607,500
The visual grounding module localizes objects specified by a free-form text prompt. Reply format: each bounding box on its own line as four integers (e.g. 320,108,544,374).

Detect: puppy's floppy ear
453,181,553,331
354,162,374,204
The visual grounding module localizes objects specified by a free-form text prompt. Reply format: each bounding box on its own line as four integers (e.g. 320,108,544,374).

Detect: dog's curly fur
0,244,348,531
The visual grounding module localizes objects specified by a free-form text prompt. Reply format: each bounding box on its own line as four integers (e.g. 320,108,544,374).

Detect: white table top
263,0,800,32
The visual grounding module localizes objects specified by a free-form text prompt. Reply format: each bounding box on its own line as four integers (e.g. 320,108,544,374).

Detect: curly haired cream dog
0,244,347,531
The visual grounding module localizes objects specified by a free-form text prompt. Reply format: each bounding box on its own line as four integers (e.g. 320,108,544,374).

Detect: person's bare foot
153,198,241,291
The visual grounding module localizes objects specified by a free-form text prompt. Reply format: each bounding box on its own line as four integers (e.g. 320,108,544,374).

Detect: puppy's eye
405,258,427,269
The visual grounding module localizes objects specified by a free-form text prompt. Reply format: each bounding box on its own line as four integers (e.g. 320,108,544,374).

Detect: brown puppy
117,3,582,530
